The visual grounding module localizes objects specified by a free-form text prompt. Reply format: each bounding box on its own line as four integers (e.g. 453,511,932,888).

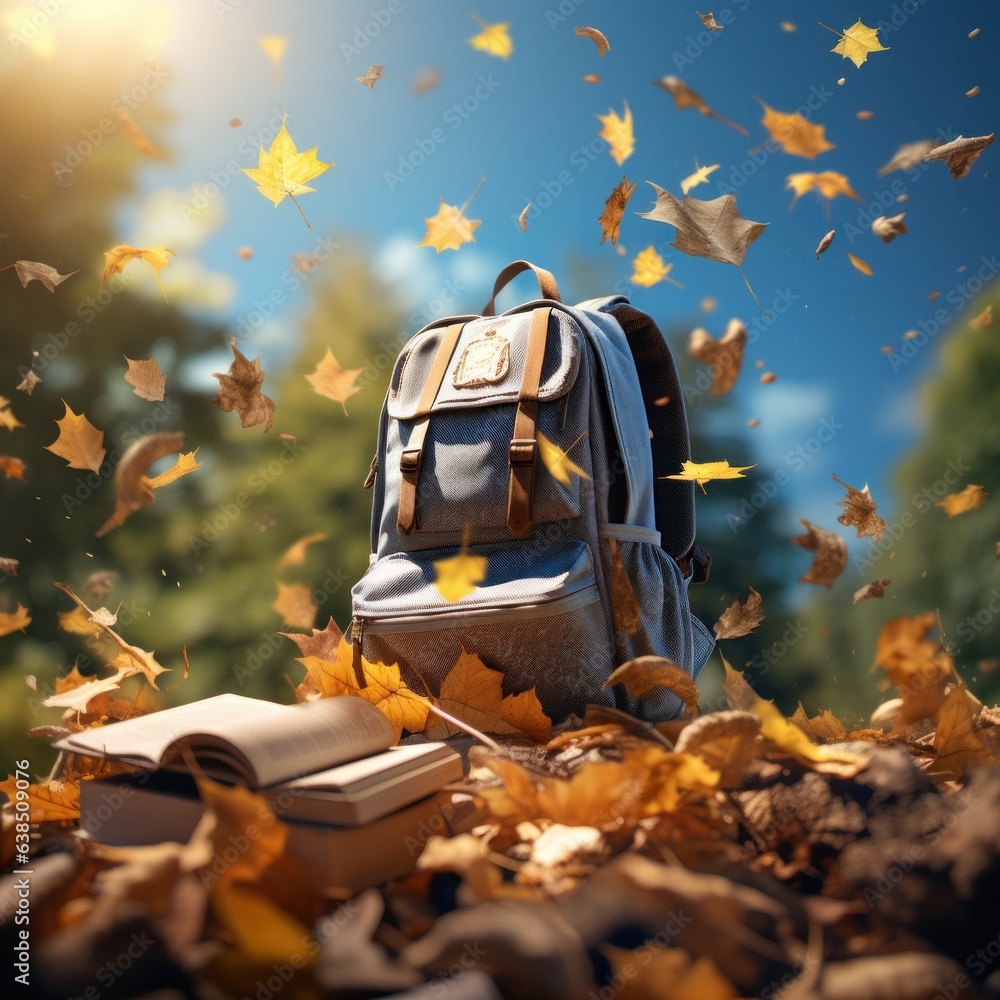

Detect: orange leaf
277,533,328,571
45,401,105,472
272,582,317,631
0,603,31,638
101,245,176,300
304,348,363,413
124,356,166,401
936,484,988,517
758,101,834,158
0,456,26,480
0,775,79,822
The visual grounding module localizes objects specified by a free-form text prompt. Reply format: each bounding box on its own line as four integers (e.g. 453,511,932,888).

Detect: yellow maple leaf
663,459,754,493
296,640,432,741
0,395,25,432
0,775,79,823
0,603,31,638
827,19,889,68
143,450,202,490
597,101,634,166
44,400,106,473
433,542,487,603
241,115,332,228
680,160,719,195
758,101,834,159
101,245,176,300
630,246,683,289
272,581,317,631
418,198,481,252
304,348,363,413
467,13,513,59
425,648,551,742
537,431,590,487
936,484,989,517
786,171,862,205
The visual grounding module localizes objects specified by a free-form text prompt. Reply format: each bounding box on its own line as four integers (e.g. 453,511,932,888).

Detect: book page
55,694,282,766
194,696,395,787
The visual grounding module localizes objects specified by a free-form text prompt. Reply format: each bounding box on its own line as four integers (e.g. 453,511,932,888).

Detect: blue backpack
352,261,713,723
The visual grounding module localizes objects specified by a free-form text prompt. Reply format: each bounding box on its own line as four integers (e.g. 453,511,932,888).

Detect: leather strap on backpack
483,261,560,317
396,322,465,533
507,306,550,536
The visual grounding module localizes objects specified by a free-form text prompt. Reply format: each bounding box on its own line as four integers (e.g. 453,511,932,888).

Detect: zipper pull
363,454,378,489
350,617,368,688
557,392,570,431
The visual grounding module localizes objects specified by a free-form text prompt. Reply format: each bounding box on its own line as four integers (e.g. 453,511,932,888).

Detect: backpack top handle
482,260,560,317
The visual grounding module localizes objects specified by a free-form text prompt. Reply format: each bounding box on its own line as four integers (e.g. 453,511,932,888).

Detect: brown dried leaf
790,703,849,743
16,370,41,394
574,25,610,55
356,64,385,88
603,655,701,712
655,76,748,135
877,139,940,176
212,337,275,431
688,318,746,396
848,253,873,275
833,473,887,541
607,538,641,635
791,519,847,587
45,400,105,472
0,456,25,480
871,213,908,243
674,711,761,787
929,683,1000,780
8,259,78,291
305,347,363,414
0,775,78,822
124,356,166,401
853,578,891,604
0,602,31,637
815,229,835,259
696,11,722,31
281,617,343,661
874,612,953,724
713,586,763,639
518,204,531,231
922,133,994,179
758,101,834,158
936,483,988,517
272,581,317,631
598,176,636,245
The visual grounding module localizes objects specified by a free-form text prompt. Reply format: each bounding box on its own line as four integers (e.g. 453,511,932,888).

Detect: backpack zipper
353,584,600,636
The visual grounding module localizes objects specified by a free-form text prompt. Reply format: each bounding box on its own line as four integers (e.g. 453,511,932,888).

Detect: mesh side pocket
361,596,615,726
600,535,714,721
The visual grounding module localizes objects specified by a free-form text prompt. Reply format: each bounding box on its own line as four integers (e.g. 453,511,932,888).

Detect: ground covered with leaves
3,607,1000,1000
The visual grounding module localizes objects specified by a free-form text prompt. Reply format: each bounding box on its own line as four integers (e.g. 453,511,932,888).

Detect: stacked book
56,694,469,892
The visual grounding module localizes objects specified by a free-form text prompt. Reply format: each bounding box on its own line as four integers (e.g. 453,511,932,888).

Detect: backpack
350,260,714,724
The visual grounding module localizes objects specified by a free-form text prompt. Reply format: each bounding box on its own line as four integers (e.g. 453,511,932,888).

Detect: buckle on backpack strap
508,438,537,467
399,448,423,474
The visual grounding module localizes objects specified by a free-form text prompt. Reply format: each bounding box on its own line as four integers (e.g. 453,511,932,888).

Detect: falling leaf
759,371,777,384
848,253,873,276
637,186,768,309
786,171,861,205
518,204,531,231
467,13,512,59
630,246,682,288
922,133,994,179
872,213,908,243
42,666,131,714
874,612,953,724
411,66,442,94
696,11,722,31
96,432,199,537
701,296,717,312
0,603,31,638
970,305,993,328
598,177,637,245
816,229,835,259
781,21,796,32
853,578,891,604
791,519,847,587
1,557,19,577
856,110,874,120
969,28,981,38
295,639,431,741
680,160,720,195
607,538,641,635
877,139,941,176
241,115,332,227
101,245,176,300
304,348,363,414
145,451,201,490
229,118,242,127
574,25,609,55
537,431,590,487
85,570,118,600
433,539,487,603
582,73,600,83
0,457,25,480
967,87,981,99
425,648,551,742
45,400,105,472
272,581,317,631
58,605,100,636
356,64,385,88
259,35,288,84
832,474,887,541
277,533,327,571
758,101,834,158
714,587,763,639
16,370,41,394
936,483,989,517
824,19,889,68
1,259,78,292
655,76,748,135
236,245,253,259
123,356,166,401
597,102,635,166
114,108,159,158
603,655,700,712
212,338,276,431
688,318,746,396
418,197,482,252
0,776,78,823
928,684,999,780
664,459,755,493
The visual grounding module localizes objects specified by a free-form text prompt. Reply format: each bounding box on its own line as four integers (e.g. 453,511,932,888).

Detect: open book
56,694,463,826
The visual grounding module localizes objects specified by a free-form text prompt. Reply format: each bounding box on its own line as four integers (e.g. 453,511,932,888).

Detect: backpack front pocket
351,540,616,725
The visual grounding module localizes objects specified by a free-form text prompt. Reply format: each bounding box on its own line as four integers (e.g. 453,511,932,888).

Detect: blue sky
117,0,999,539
